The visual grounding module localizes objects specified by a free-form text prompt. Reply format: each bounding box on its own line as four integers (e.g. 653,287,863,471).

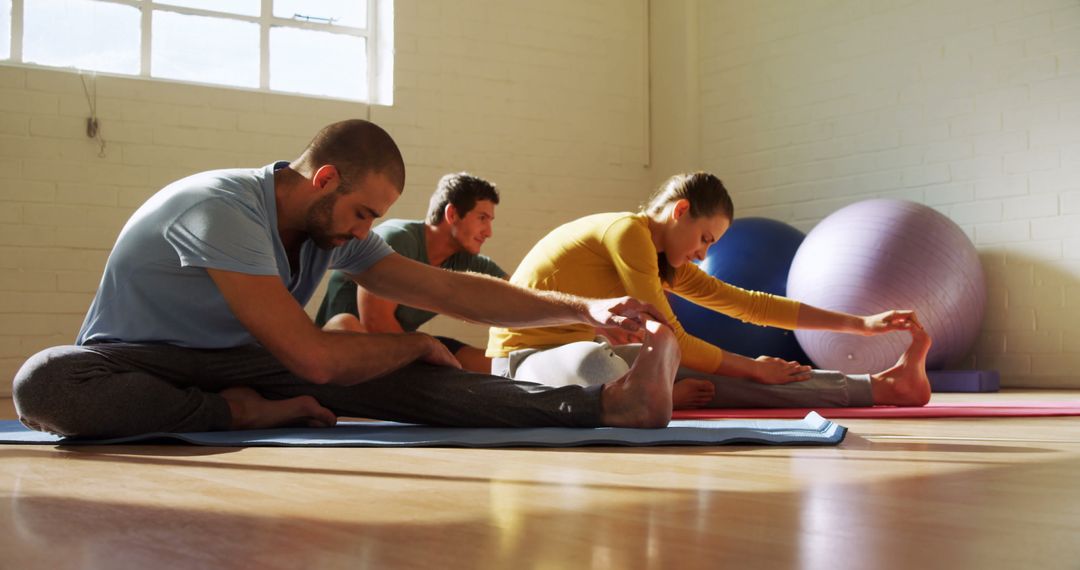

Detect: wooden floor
3,391,1080,570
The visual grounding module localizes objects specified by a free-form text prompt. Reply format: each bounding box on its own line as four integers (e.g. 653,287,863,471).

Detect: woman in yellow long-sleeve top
487,172,933,409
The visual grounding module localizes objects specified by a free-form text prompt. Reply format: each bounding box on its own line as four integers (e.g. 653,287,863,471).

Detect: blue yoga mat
0,413,845,447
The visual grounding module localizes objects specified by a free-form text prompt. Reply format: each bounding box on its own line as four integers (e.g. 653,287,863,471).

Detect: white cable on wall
79,72,107,158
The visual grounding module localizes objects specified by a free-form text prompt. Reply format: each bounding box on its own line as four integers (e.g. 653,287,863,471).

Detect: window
1,0,393,103
0,0,13,60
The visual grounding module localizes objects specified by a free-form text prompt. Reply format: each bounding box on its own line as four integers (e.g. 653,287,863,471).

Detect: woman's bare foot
870,326,933,407
221,387,337,430
672,378,715,409
599,320,679,428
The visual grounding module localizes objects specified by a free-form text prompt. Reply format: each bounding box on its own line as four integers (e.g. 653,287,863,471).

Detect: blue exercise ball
668,217,810,364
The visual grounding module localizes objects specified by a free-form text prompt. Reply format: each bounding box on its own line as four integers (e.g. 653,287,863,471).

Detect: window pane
24,0,140,74
274,0,366,28
270,27,366,100
152,10,258,88
155,0,261,18
0,0,10,60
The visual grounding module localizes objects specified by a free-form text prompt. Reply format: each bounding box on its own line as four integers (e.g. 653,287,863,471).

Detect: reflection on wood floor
3,391,1080,570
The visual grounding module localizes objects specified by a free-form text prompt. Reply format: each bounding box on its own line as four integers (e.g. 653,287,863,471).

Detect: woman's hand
859,310,923,335
750,355,812,384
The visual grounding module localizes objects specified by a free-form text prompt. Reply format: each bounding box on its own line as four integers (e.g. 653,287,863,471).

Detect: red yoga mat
672,401,1080,420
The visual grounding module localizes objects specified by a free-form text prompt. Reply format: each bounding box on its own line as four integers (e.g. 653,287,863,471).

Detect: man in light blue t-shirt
13,119,680,438
316,172,507,373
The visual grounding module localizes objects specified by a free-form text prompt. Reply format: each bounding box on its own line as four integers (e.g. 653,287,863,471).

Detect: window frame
3,0,387,103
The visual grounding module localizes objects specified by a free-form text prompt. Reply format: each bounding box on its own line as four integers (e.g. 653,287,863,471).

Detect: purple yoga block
927,370,1000,393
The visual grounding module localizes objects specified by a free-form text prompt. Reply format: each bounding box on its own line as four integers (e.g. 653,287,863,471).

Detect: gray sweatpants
12,343,604,438
492,340,874,408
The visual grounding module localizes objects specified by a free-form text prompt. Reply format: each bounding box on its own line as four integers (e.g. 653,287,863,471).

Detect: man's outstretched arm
353,253,667,332
354,265,510,334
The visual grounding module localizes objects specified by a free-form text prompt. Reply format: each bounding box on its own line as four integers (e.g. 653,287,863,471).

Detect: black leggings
12,343,604,438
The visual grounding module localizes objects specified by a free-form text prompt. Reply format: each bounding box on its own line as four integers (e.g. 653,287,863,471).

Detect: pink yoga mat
672,401,1080,420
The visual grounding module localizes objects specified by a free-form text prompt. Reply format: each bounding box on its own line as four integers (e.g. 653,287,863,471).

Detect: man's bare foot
221,387,337,430
599,320,679,428
672,378,715,409
870,326,933,407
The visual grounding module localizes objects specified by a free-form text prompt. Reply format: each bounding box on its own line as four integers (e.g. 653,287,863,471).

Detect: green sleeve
469,254,507,279
373,221,423,261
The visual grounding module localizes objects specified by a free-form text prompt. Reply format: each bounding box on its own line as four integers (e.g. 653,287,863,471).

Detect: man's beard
306,192,350,250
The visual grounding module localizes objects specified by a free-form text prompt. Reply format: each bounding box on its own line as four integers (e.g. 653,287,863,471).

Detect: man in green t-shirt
316,172,507,373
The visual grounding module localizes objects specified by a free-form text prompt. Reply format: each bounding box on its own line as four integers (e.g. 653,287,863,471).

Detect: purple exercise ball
786,199,986,373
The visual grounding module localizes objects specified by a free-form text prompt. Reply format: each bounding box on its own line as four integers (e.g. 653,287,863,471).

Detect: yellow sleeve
600,218,728,374
670,263,802,329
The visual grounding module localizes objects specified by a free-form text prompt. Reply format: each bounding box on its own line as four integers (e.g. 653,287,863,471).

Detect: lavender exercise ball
786,199,986,373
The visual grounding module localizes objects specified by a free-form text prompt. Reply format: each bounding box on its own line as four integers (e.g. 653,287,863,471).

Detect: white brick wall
697,0,1080,387
0,0,650,396
9,0,1072,393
